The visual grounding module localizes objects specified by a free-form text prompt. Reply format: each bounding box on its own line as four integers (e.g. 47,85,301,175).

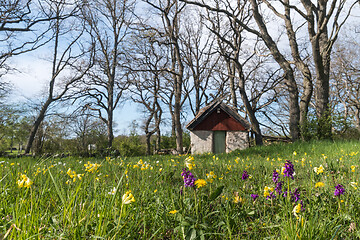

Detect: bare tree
180,8,219,116
181,0,301,141
142,0,186,153
126,31,164,155
24,0,92,154
331,40,360,131
80,0,134,149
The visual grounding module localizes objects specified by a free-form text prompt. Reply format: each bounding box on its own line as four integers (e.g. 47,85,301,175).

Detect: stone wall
225,131,249,153
190,131,213,154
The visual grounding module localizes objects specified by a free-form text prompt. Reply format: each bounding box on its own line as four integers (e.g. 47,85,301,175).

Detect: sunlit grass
1,140,360,239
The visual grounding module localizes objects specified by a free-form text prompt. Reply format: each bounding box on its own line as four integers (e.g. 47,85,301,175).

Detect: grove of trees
0,0,359,156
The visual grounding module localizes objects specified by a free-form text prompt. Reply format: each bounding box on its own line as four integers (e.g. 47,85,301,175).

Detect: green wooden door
213,131,226,154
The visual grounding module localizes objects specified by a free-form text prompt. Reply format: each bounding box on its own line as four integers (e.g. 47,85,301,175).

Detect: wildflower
334,184,345,196
315,182,325,188
313,165,324,174
350,182,358,190
263,186,274,198
293,203,302,218
195,179,207,188
206,171,217,183
184,156,195,170
84,162,101,173
181,168,196,187
17,174,33,188
251,194,259,201
108,187,116,195
283,160,295,179
242,170,249,180
272,170,279,183
233,195,244,204
293,151,297,156
351,165,355,173
275,181,283,195
169,210,178,214
292,188,300,202
122,190,135,204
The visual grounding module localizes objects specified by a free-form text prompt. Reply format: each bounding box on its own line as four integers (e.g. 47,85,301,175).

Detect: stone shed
186,100,250,154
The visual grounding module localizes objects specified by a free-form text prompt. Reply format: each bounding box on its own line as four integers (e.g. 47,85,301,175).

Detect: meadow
1,140,360,239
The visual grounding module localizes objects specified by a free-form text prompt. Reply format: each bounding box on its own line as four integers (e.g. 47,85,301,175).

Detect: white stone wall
226,131,249,153
190,131,213,154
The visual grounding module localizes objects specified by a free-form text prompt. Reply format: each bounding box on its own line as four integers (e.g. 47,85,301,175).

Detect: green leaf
209,186,224,201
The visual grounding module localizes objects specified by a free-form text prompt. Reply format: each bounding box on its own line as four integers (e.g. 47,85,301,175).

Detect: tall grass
1,140,360,239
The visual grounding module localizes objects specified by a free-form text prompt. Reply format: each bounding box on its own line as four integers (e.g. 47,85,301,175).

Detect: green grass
1,140,360,239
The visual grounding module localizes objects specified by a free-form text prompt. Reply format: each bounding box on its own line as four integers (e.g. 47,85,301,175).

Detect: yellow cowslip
206,171,217,183
313,165,324,174
122,190,135,205
185,156,195,170
263,186,274,198
315,182,325,188
233,195,244,204
169,210,178,214
84,162,101,173
293,203,301,218
350,182,358,190
17,174,33,188
195,179,207,188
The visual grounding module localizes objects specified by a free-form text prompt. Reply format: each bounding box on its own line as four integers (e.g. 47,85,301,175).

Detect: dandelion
195,179,207,188
334,184,345,196
169,210,178,214
181,168,196,187
351,165,355,172
313,165,324,174
242,170,249,180
17,174,33,188
122,190,135,204
315,182,325,188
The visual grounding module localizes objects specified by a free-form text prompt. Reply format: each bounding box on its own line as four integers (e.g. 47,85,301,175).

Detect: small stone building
186,100,250,154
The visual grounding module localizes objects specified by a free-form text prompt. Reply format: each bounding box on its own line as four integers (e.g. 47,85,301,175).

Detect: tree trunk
25,99,52,154
250,0,300,141
236,63,263,145
313,31,331,139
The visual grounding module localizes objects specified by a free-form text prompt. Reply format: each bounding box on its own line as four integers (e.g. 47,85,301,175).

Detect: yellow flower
350,182,358,190
351,165,356,173
195,179,207,188
293,151,297,156
233,195,244,204
315,182,325,188
293,203,301,218
17,174,33,188
122,190,135,205
313,165,324,174
108,187,116,195
169,210,178,214
185,156,195,170
263,186,274,198
84,162,101,173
